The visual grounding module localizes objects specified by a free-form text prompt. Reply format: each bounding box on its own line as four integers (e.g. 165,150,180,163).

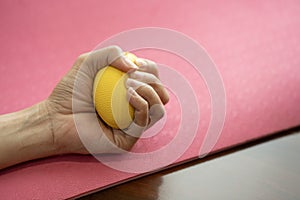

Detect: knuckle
157,107,165,119
152,64,159,75
152,105,165,120
148,73,157,83
148,61,159,76
163,93,170,104
107,45,122,53
77,53,88,63
148,60,156,66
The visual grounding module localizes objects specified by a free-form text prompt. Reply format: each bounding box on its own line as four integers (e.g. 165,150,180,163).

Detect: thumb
111,53,139,72
71,45,138,112
83,45,138,77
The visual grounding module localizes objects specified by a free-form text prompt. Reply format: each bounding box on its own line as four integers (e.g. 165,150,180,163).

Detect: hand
47,46,169,154
0,45,169,170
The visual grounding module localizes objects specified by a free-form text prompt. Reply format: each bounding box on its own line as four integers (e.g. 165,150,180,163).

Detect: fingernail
129,71,142,79
126,78,133,88
128,87,136,96
124,57,138,69
126,78,140,89
135,58,147,67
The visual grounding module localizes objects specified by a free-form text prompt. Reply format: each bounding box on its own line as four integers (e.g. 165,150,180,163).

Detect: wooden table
79,127,300,200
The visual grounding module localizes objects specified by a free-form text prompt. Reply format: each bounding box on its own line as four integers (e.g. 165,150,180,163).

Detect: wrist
45,99,85,155
0,101,59,169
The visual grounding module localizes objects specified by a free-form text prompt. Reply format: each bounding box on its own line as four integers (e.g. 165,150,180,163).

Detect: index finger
80,46,139,78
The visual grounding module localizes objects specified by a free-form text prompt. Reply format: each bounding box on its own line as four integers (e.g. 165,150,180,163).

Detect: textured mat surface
0,0,300,199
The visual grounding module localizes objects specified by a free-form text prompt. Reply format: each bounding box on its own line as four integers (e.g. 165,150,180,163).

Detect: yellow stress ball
93,52,137,129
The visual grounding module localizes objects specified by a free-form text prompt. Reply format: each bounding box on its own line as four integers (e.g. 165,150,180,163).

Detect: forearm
0,101,58,170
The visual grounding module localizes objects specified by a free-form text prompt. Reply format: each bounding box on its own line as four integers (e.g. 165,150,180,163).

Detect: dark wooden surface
79,127,300,200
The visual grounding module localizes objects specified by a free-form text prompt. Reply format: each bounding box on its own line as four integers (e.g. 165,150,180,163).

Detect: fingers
135,58,159,77
134,58,169,104
127,87,149,127
74,45,138,77
119,87,147,139
121,58,168,139
70,46,139,113
129,70,169,105
126,79,165,129
130,80,162,114
111,54,139,72
84,45,123,73
72,48,168,151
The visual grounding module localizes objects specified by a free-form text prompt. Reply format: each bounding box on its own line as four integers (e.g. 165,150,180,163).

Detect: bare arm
0,46,169,170
0,101,58,169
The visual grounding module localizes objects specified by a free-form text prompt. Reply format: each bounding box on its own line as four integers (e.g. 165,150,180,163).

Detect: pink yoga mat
1,0,300,199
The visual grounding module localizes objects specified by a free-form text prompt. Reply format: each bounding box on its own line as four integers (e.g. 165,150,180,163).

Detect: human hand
47,46,169,154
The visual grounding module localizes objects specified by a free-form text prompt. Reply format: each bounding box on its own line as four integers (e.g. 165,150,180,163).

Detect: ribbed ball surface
93,53,137,129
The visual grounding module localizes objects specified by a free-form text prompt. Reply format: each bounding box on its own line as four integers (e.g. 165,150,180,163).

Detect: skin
0,46,169,170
